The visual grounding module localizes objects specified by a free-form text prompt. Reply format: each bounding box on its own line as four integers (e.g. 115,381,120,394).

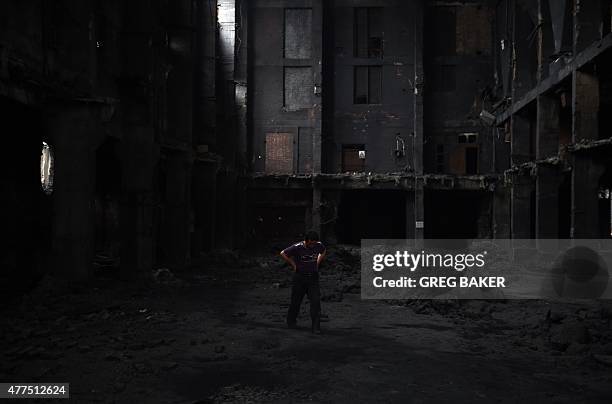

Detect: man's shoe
312,323,322,334
287,323,297,329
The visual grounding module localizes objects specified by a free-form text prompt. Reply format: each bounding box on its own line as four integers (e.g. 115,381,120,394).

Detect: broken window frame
354,7,384,58
458,133,478,144
354,65,382,105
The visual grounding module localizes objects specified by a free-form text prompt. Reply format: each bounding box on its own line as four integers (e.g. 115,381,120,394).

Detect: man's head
304,230,320,247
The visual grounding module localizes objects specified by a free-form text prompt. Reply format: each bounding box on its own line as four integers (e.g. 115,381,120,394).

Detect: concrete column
119,127,157,277
235,0,248,170
493,184,511,238
47,104,102,281
311,0,323,234
537,95,560,159
511,174,534,238
192,161,217,254
535,165,562,239
571,154,605,237
215,170,236,249
574,0,604,53
163,151,193,267
405,191,415,239
194,0,217,148
413,0,424,239
511,114,532,165
573,71,600,142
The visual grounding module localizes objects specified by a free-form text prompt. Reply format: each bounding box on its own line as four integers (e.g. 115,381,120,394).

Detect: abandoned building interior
2,0,612,283
2,0,612,402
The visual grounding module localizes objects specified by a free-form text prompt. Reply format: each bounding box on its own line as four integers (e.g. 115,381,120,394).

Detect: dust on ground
1,245,612,403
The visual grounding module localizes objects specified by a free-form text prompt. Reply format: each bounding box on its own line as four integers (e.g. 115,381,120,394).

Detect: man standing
280,231,326,334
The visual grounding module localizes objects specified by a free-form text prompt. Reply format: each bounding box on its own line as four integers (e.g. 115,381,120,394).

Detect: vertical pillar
573,71,600,142
311,0,323,235
163,151,193,267
235,0,248,170
493,184,511,238
535,94,561,241
194,0,217,149
511,114,532,165
511,174,534,238
47,104,100,281
193,162,217,252
571,154,604,237
120,127,157,277
405,191,416,239
413,0,424,239
537,94,560,159
574,0,604,53
535,165,561,239
215,169,236,248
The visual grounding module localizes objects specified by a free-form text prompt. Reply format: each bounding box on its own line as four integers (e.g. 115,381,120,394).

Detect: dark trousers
287,272,321,327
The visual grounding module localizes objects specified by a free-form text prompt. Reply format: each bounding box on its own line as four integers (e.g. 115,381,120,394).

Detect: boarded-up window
456,6,491,55
266,133,294,174
449,145,479,175
354,66,382,104
342,145,366,172
298,127,313,174
354,7,383,58
431,65,456,92
284,67,313,110
285,8,312,59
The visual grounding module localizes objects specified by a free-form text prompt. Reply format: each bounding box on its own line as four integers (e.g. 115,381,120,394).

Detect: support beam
571,154,605,237
163,151,193,267
413,0,424,239
493,184,511,238
47,104,101,280
573,70,600,142
193,162,217,253
120,127,157,277
511,175,535,238
511,114,533,165
536,94,560,159
535,165,562,239
311,0,323,234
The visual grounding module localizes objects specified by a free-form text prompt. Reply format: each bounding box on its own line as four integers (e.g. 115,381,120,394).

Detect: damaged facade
2,0,612,286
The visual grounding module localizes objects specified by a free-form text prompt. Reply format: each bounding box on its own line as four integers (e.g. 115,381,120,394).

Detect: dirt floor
1,246,612,403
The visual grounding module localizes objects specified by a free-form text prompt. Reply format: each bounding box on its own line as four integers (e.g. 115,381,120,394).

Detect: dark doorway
336,190,406,244
465,147,478,175
342,145,366,172
0,96,49,295
424,190,484,238
94,138,122,271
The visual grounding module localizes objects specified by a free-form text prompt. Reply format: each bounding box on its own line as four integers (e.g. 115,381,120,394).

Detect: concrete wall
423,0,496,176
328,0,416,174
0,0,225,282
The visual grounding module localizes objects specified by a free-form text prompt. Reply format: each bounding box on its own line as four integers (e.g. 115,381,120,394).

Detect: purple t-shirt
282,241,326,273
